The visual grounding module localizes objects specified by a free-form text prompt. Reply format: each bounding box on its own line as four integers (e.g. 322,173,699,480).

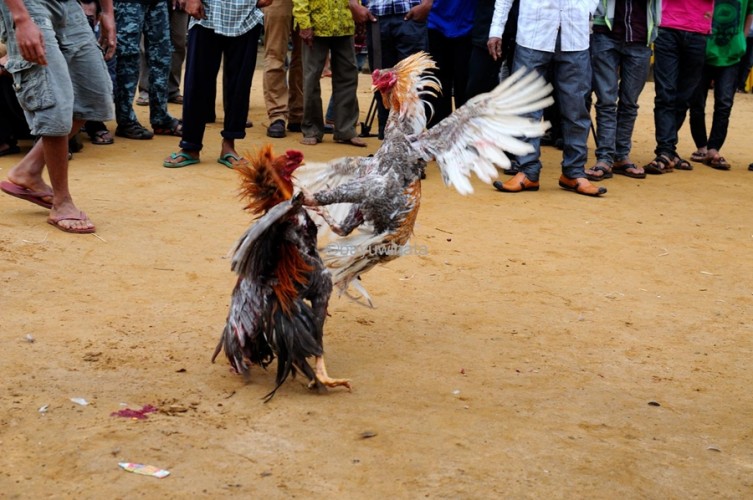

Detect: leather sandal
558,175,607,197
493,172,539,192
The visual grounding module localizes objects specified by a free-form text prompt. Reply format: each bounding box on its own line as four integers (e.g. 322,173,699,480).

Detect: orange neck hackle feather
372,51,440,114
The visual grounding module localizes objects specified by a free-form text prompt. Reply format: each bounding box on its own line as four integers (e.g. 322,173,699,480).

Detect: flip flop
47,211,95,234
335,137,367,147
1,180,53,209
163,151,200,168
217,153,241,169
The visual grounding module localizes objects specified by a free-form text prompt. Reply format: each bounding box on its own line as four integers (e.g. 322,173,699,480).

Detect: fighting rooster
297,51,553,305
212,145,350,401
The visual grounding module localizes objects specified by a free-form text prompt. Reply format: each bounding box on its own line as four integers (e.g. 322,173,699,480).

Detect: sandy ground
1,68,753,498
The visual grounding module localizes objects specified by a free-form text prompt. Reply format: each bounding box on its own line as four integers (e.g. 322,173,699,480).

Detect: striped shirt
190,0,265,37
369,0,423,16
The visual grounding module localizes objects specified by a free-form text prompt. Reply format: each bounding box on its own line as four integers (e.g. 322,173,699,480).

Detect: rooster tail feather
262,302,322,402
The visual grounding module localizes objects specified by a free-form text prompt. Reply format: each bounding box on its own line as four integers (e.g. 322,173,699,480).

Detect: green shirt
292,0,355,36
706,0,753,67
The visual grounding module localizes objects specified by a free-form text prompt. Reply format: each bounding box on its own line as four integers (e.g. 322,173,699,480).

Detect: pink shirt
660,0,715,34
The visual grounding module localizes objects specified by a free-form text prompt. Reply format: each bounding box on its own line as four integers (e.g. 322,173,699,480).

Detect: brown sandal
643,154,674,175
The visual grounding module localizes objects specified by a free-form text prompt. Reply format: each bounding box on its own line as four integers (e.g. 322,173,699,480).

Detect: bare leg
7,119,95,231
6,136,53,197
44,132,95,232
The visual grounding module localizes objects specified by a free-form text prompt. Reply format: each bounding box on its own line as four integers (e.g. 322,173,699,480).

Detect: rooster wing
409,68,554,195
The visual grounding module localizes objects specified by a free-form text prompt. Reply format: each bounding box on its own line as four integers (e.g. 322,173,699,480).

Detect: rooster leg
310,206,347,236
311,356,351,390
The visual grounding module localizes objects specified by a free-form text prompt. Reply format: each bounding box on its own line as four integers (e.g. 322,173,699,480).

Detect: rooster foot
312,356,352,391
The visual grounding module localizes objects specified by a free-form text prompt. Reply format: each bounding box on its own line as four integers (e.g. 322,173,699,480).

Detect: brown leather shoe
493,172,540,192
558,175,607,197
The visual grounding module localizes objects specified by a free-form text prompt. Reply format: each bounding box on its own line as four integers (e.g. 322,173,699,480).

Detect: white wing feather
410,68,554,195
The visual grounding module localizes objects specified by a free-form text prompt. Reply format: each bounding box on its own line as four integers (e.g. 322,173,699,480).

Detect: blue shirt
428,0,477,38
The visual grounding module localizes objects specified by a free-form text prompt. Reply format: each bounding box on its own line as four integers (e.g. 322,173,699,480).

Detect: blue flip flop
164,151,199,168
217,153,241,169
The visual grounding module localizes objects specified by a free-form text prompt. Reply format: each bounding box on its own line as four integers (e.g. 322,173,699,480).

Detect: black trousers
179,24,261,152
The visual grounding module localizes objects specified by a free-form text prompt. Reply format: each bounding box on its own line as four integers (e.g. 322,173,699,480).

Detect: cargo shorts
0,0,113,136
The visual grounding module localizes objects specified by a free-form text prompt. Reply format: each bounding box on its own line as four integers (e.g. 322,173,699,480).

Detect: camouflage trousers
114,1,174,128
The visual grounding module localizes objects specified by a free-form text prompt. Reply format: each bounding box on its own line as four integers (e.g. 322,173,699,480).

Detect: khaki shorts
0,0,113,136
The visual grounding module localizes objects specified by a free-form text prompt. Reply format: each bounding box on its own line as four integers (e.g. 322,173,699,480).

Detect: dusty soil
2,69,753,498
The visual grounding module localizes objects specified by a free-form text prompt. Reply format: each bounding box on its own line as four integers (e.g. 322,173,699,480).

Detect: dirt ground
1,68,753,498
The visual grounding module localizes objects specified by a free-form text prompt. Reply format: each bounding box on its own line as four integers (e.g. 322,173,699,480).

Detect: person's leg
652,28,682,158
706,64,738,153
505,45,550,182
220,24,262,157
613,41,651,164
449,33,472,110
554,47,592,181
172,25,223,158
330,36,362,143
590,33,620,167
288,21,304,127
301,37,330,142
145,1,175,128
262,0,293,125
426,28,452,127
137,37,149,100
114,3,149,129
688,65,712,151
168,7,188,99
465,44,502,99
673,30,707,138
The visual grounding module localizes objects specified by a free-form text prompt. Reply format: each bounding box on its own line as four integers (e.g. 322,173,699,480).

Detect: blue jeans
512,43,592,182
590,33,651,164
652,27,707,158
689,63,738,152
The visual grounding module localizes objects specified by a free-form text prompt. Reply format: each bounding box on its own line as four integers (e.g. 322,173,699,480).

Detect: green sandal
163,151,199,168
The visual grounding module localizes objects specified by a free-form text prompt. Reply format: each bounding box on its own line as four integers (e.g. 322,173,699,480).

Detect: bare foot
7,171,53,201
300,136,321,146
335,137,367,147
48,201,95,234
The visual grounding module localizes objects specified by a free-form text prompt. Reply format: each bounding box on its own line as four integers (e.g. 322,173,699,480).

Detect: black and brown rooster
212,145,351,401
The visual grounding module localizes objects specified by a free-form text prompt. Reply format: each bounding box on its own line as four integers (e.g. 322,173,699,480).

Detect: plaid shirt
190,0,265,37
368,0,424,16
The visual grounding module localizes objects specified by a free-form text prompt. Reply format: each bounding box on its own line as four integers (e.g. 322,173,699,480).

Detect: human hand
299,27,314,47
487,37,502,61
405,0,431,22
14,17,47,65
98,12,117,61
349,2,375,23
184,0,206,19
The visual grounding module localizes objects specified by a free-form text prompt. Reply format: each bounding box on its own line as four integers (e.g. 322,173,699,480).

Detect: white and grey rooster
297,51,553,305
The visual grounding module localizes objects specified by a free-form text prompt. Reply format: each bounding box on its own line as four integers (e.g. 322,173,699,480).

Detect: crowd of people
1,0,753,233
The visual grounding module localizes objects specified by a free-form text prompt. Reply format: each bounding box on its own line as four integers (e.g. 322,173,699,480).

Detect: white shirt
489,0,600,52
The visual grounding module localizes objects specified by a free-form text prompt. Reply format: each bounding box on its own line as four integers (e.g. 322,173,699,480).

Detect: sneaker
136,93,149,106
287,122,302,133
267,119,286,138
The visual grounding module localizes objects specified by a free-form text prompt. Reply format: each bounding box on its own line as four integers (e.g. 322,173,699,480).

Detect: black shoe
267,119,286,138
287,122,302,133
